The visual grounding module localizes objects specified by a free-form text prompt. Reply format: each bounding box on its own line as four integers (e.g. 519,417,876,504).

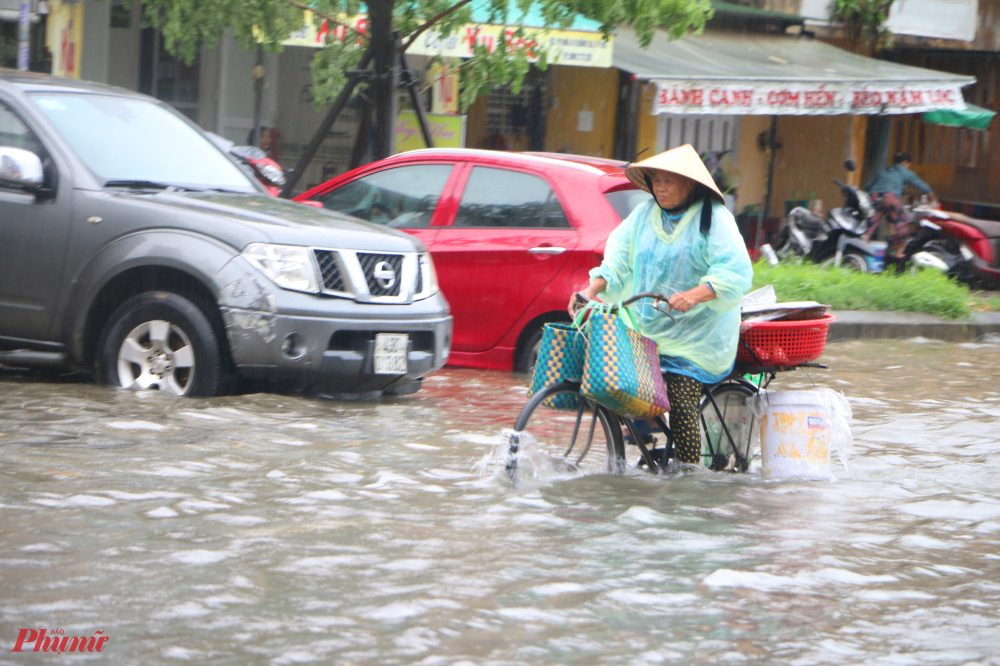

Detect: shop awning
613,28,975,115
922,103,997,130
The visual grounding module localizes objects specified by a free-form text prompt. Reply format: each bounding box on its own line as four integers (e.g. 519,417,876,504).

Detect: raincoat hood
625,144,724,204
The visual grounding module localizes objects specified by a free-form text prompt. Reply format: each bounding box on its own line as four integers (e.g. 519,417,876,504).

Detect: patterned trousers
868,192,910,247
666,373,703,465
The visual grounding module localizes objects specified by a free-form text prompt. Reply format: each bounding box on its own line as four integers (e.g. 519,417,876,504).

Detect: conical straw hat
624,144,724,203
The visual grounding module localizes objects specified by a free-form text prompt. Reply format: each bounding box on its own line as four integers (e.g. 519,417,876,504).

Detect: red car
295,149,651,371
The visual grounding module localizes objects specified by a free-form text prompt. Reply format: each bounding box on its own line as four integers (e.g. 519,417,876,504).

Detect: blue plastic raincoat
590,198,753,381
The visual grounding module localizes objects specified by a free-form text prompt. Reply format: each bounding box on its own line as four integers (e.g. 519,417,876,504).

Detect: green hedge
751,261,972,320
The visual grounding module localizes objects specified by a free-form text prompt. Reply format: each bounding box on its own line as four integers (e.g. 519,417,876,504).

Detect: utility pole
17,1,30,71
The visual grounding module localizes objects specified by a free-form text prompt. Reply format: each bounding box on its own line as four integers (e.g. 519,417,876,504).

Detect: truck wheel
98,291,224,397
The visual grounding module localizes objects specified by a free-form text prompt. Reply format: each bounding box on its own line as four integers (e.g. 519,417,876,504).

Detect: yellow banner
395,112,466,153
47,0,84,79
279,13,612,68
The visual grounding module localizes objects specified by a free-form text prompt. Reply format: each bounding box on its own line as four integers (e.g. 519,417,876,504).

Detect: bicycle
506,292,830,479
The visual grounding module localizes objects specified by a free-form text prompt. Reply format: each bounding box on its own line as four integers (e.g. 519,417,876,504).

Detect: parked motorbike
206,132,286,196
774,159,884,272
904,207,1000,288
230,145,286,197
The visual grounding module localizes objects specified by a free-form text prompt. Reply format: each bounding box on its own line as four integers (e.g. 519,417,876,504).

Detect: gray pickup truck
0,70,452,397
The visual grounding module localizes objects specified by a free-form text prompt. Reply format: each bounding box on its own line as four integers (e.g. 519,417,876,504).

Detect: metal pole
17,1,30,71
399,47,435,149
758,115,778,255
251,46,264,147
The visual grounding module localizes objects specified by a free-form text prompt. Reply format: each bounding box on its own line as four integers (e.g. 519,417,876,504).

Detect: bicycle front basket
528,322,587,411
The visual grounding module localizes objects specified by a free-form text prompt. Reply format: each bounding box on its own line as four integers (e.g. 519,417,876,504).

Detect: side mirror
844,158,857,172
0,147,44,191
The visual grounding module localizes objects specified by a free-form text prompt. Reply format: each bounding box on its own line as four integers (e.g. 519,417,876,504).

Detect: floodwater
1,338,999,665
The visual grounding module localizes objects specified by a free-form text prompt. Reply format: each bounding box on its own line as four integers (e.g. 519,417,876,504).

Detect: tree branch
401,0,476,51
282,0,368,42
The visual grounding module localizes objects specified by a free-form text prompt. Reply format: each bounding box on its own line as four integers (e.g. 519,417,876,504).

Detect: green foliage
752,261,973,320
831,0,894,49
310,39,366,108
136,0,711,109
0,33,16,69
138,0,305,62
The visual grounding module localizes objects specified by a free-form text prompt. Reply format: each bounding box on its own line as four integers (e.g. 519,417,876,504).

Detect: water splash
473,429,582,486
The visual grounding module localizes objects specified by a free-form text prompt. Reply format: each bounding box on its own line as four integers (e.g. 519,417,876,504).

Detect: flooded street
1,339,999,665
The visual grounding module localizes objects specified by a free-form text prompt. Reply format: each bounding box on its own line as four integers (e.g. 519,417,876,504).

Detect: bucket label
762,409,831,472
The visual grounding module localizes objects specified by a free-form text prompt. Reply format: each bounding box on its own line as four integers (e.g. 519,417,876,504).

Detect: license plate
374,334,408,374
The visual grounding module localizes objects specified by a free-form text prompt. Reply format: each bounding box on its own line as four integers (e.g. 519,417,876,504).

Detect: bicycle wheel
512,382,627,476
700,380,757,472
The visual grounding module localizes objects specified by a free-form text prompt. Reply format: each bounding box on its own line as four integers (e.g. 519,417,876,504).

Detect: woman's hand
667,284,716,313
569,278,607,316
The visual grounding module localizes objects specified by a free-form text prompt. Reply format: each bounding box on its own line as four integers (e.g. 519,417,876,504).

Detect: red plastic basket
736,314,836,366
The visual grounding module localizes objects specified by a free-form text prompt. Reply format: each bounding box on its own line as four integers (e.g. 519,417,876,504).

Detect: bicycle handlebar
575,291,677,323
618,292,677,323
621,291,671,307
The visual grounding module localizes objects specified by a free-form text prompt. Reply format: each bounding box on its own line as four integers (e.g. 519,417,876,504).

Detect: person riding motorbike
568,145,754,465
865,152,939,259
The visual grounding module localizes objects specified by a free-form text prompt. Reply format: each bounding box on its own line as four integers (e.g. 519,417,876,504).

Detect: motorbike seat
791,210,825,231
946,212,1000,239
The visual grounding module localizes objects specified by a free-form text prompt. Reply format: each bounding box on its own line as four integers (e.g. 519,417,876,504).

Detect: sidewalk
829,310,1000,343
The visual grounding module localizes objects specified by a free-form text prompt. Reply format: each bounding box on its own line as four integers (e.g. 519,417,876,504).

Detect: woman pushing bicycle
568,145,754,465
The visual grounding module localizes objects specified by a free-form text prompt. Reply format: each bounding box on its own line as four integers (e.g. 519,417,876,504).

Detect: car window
318,164,453,228
605,188,653,220
454,167,569,229
0,101,44,158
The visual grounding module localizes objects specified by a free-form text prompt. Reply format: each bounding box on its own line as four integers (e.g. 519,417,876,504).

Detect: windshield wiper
207,187,254,194
104,180,203,192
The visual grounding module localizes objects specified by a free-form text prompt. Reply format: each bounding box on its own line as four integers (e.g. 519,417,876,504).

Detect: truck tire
98,291,224,397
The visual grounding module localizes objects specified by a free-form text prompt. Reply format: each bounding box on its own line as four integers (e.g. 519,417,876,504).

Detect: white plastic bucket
758,391,833,479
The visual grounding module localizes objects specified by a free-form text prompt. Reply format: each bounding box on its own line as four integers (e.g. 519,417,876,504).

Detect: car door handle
528,246,566,255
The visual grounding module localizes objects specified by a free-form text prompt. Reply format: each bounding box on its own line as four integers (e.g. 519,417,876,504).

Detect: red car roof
294,148,636,201
379,148,630,177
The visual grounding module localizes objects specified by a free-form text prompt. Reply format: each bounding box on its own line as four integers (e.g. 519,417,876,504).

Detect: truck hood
127,191,423,252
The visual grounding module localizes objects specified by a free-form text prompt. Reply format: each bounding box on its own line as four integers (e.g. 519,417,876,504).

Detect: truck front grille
314,250,346,292
358,253,403,297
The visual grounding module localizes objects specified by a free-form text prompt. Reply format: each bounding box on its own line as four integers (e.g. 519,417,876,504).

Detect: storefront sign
395,112,466,153
652,81,969,115
429,60,459,115
407,24,612,68
47,0,83,79
276,11,368,48
279,12,611,68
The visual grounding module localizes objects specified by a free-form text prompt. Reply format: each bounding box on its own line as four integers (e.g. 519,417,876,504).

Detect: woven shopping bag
581,305,670,419
528,321,588,411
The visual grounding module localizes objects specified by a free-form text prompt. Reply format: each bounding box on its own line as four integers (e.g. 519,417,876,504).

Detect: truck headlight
242,243,319,293
417,253,439,299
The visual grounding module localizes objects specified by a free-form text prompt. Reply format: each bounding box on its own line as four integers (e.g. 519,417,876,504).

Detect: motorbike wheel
841,251,869,272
